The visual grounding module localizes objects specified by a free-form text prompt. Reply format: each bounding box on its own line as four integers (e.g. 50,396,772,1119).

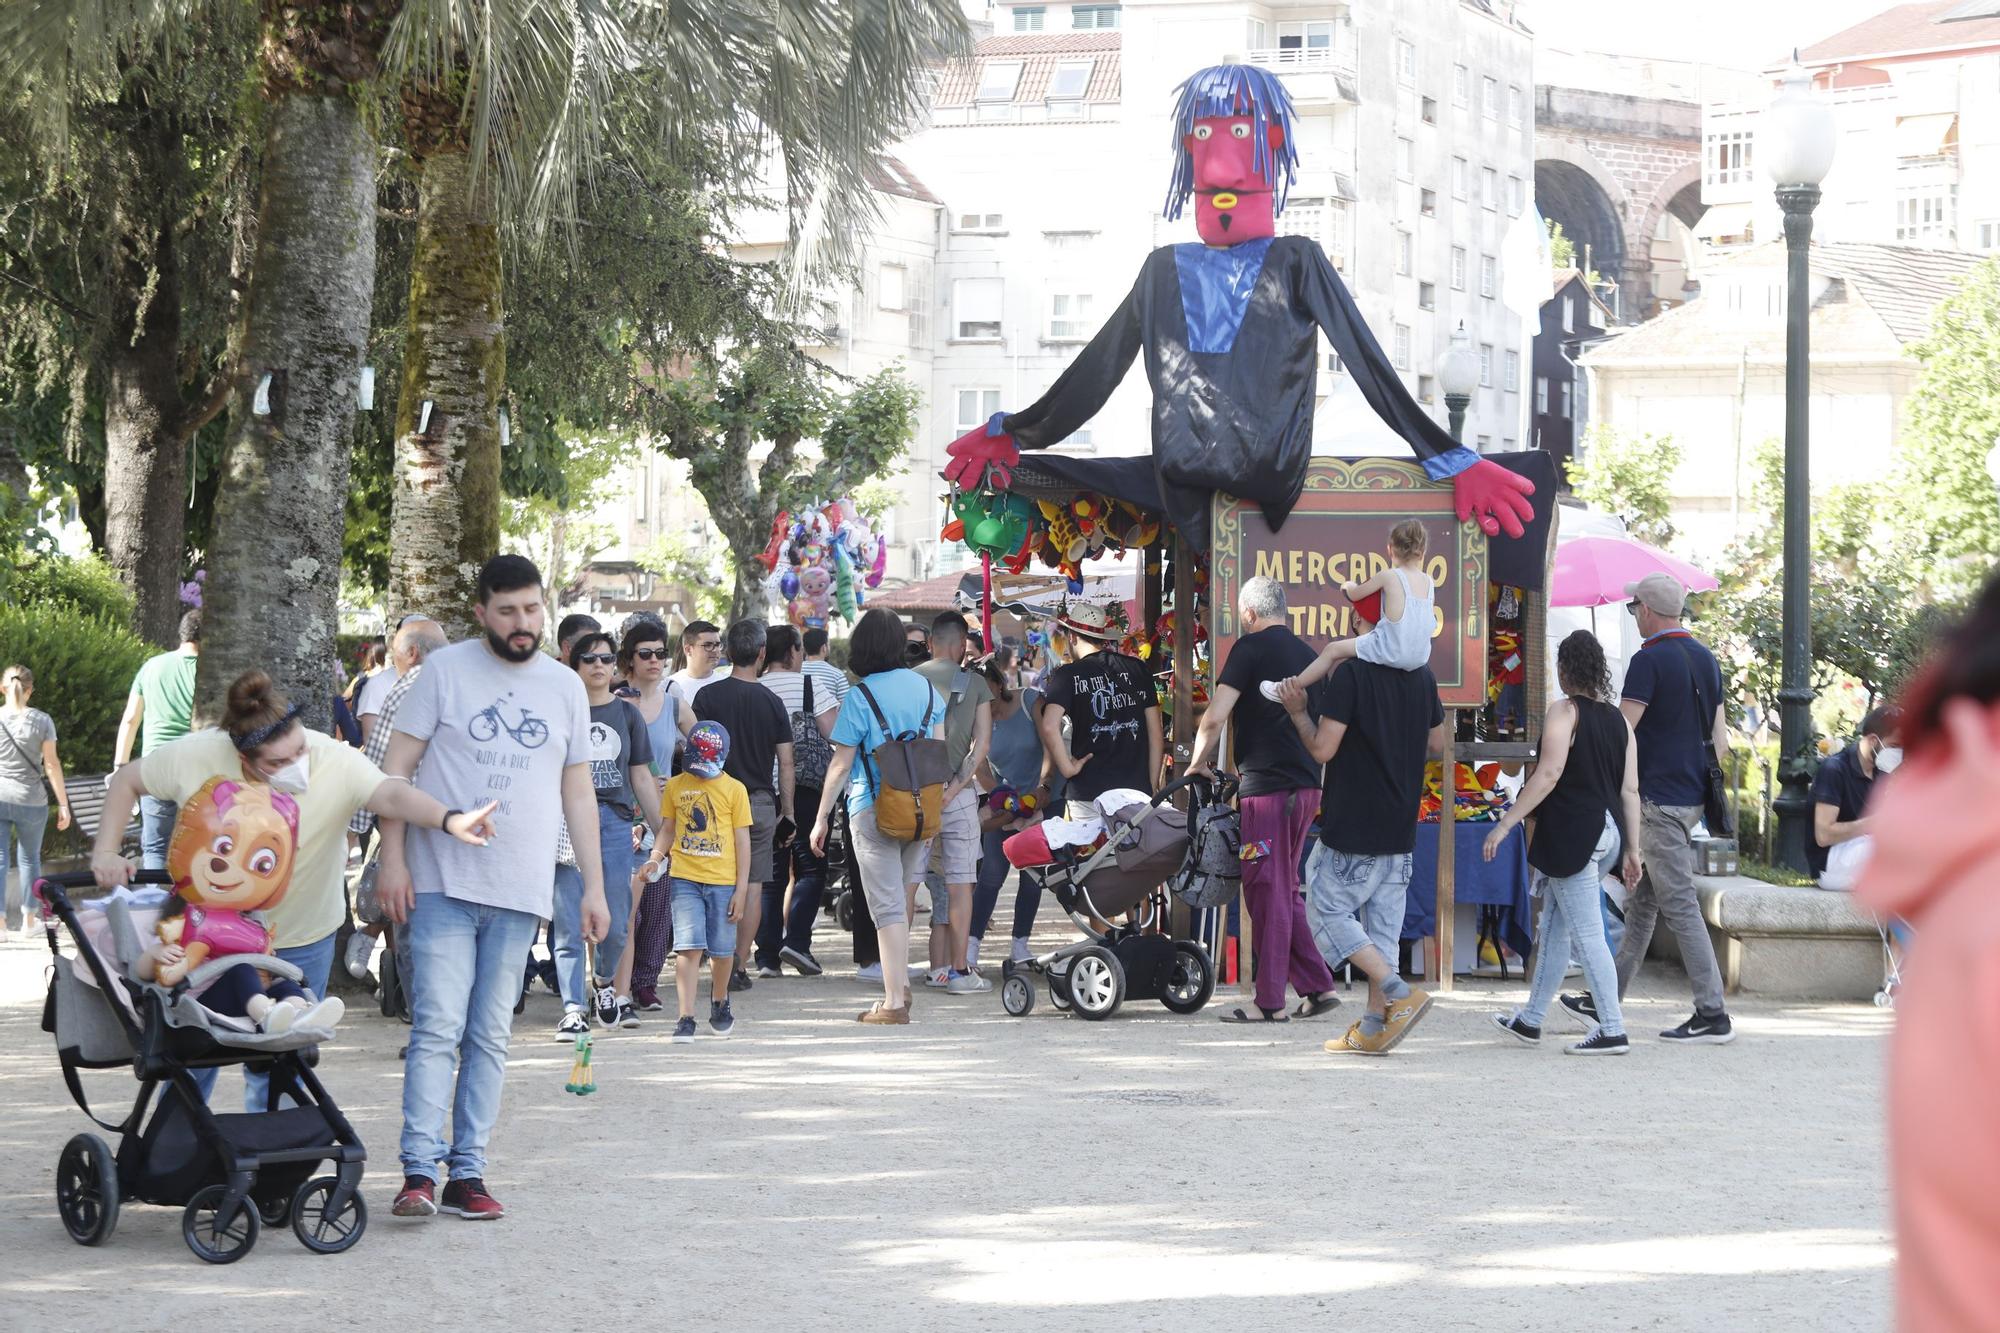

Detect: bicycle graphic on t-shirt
469,695,550,749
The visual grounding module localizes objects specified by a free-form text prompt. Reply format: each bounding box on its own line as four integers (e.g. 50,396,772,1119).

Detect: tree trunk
198,93,377,730
102,221,191,647
387,149,504,640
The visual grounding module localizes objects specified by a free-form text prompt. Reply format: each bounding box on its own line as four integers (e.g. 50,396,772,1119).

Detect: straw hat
1054,598,1121,641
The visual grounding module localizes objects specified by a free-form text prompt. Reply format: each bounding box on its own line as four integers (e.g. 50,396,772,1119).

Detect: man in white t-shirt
802,626,848,707
357,614,437,746
378,555,608,1224
667,619,723,708
754,624,839,976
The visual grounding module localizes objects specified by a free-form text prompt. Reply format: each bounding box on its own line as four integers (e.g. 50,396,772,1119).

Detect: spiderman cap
685,720,731,778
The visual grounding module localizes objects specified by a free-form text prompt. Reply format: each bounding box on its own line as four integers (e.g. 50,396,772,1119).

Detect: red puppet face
1183,115,1287,246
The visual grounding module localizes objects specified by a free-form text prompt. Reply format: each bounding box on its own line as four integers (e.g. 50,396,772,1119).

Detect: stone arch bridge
1535,86,1703,322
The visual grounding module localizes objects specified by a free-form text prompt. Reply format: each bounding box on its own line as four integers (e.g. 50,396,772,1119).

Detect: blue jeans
970,824,1009,940
139,795,176,872
671,879,739,958
399,892,541,1184
1304,844,1413,969
191,931,337,1109
552,804,635,1007
0,799,48,927
1521,815,1627,1037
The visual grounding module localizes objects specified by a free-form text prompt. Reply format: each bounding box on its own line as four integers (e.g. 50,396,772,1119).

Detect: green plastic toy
564,1031,596,1096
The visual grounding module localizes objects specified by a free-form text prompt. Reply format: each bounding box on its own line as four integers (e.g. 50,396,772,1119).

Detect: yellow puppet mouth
1211,192,1239,209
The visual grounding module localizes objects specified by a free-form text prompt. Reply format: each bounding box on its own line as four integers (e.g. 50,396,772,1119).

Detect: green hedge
12,554,137,625
0,600,156,776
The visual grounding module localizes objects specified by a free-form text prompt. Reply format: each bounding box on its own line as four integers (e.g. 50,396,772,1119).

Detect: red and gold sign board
1211,457,1489,709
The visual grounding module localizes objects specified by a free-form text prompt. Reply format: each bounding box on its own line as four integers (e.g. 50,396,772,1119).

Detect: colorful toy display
763,497,887,631
938,62,1536,554
1418,761,1509,824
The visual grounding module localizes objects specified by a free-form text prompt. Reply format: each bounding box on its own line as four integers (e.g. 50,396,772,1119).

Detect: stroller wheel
834,891,854,932
1160,940,1217,1015
56,1133,119,1246
182,1184,259,1264
291,1175,368,1255
256,1195,293,1228
1873,990,1894,1008
1067,946,1125,1021
1001,974,1035,1017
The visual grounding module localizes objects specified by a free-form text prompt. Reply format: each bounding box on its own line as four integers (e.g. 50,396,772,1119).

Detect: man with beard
378,554,609,1221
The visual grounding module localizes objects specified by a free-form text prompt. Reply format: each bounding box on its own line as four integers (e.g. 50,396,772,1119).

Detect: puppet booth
936,62,1557,996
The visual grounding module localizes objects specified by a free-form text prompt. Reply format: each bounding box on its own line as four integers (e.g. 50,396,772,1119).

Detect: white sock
966,937,982,969
1011,938,1032,962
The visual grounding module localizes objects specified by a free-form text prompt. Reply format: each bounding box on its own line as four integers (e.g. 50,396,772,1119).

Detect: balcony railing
1245,46,1356,76
1244,47,1357,104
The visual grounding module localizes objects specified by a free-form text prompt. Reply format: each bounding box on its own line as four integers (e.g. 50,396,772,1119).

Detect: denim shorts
670,878,737,959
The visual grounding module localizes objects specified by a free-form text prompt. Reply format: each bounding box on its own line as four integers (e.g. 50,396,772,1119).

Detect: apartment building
1697,2,2000,254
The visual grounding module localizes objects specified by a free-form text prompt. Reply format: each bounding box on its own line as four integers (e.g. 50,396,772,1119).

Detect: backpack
856,680,951,842
1172,780,1243,910
789,671,834,791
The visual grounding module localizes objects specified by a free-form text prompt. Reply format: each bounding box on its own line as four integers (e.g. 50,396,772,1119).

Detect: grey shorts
849,804,931,929
928,787,980,886
746,789,778,883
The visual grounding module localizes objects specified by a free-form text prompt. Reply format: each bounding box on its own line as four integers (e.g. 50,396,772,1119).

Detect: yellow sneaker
1376,988,1435,1051
1327,1020,1392,1055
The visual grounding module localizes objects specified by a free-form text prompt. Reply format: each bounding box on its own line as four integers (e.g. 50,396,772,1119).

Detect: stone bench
1647,874,1885,1001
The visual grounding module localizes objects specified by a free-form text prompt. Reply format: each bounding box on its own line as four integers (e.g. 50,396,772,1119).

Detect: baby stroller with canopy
33,871,368,1264
998,780,1216,1020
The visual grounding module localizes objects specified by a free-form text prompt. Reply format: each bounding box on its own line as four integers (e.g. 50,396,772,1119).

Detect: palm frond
0,0,203,145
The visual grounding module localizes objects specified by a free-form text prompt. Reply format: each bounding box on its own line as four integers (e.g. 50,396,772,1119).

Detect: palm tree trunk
102,220,190,647
198,93,377,728
388,149,504,640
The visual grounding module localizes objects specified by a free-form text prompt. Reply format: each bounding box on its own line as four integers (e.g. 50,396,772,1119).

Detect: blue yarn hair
1162,63,1302,221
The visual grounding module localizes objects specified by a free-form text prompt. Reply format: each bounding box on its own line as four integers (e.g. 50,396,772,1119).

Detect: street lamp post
1766,59,1837,875
1439,323,1481,444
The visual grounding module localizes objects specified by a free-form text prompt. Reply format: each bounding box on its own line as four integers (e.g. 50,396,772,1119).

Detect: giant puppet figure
942,64,1536,547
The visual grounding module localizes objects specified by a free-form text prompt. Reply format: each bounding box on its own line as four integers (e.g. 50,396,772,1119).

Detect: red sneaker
391,1176,437,1218
439,1177,505,1220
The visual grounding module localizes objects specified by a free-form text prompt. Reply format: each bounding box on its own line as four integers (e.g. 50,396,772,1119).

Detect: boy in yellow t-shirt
641,721,751,1041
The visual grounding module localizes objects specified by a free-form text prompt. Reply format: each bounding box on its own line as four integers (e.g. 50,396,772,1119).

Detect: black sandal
1293,993,1340,1019
1218,1007,1289,1024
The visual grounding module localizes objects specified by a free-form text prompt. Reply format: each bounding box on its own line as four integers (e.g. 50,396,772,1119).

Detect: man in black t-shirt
1278,658,1446,1056
1038,599,1161,815
1190,576,1338,1022
694,619,795,991
1812,705,1901,887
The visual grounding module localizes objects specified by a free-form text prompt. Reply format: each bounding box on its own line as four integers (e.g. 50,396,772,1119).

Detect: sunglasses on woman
577,652,617,666
632,647,669,661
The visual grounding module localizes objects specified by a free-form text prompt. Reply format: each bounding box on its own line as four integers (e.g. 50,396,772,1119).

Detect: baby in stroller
136,776,344,1036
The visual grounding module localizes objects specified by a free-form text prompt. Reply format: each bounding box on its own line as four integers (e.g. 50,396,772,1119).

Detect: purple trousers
1239,788,1336,1014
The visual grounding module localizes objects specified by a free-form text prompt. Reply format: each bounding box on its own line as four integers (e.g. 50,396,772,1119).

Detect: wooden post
1434,711,1457,992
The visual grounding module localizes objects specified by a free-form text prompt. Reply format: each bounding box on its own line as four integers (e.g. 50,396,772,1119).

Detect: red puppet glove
1452,459,1536,539
942,420,1021,493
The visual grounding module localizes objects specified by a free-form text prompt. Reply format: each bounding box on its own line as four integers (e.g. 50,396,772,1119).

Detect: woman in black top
1482,632,1643,1055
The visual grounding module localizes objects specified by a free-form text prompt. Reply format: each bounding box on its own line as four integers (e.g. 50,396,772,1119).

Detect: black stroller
34,871,367,1263
999,780,1217,1021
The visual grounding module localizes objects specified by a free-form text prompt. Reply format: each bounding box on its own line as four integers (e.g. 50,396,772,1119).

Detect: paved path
0,923,1892,1330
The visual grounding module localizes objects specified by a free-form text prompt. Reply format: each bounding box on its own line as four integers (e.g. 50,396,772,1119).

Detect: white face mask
265,755,312,794
1873,745,1902,775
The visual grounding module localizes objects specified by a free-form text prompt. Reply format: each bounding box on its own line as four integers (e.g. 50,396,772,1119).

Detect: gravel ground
0,915,1892,1331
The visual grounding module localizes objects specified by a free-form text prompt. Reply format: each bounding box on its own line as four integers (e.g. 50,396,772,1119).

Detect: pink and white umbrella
1550,534,1719,609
